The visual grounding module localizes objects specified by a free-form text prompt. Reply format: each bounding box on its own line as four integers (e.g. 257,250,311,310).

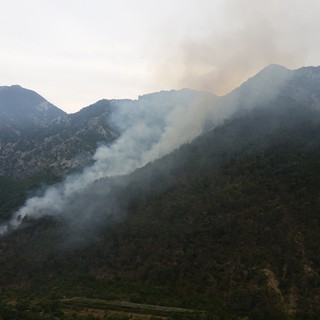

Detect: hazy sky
1,0,320,113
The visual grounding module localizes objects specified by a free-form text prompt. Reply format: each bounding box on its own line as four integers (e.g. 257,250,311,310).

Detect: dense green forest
1,91,320,319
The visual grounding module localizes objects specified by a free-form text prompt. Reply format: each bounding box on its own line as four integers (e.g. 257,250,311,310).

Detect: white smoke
0,89,219,235
0,66,293,236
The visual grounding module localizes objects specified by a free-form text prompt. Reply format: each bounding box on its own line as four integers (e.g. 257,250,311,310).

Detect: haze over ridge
1,0,319,113
0,64,297,236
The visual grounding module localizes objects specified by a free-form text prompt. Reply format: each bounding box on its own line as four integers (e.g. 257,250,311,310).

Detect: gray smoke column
0,65,293,236
0,89,219,235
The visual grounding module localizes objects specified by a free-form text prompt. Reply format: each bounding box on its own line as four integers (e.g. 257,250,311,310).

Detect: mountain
0,99,121,177
0,88,216,177
1,66,320,319
229,64,320,110
0,85,65,138
0,87,121,177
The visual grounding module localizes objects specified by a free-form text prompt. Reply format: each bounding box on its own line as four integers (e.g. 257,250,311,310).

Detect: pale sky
1,0,320,113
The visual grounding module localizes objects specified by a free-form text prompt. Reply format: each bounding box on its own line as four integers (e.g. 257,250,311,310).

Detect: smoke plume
152,0,318,96
0,89,218,235
0,65,293,236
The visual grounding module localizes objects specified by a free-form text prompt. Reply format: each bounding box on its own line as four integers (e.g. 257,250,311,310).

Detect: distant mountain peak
9,84,22,88
262,63,290,71
251,64,292,81
0,85,65,135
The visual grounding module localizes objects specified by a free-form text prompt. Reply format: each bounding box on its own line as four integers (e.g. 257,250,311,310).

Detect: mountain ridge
0,84,65,131
0,87,218,177
1,64,320,318
1,64,320,179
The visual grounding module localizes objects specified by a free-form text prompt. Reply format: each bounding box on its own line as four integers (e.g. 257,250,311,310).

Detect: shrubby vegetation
1,96,320,319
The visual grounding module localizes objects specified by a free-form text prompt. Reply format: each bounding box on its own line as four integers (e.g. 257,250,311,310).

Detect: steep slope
0,89,217,177
221,64,320,114
0,99,119,177
0,85,65,139
1,66,320,318
1,97,320,318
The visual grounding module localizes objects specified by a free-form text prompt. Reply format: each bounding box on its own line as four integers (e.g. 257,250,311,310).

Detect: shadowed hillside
1,65,320,319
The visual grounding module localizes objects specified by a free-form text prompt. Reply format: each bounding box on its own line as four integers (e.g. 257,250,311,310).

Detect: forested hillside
1,66,320,319
1,88,320,318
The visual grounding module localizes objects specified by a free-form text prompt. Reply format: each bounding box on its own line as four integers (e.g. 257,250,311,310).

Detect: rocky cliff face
0,97,119,177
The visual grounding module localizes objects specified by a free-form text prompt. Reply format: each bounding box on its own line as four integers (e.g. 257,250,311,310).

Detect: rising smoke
0,66,293,236
0,89,218,235
152,0,316,96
